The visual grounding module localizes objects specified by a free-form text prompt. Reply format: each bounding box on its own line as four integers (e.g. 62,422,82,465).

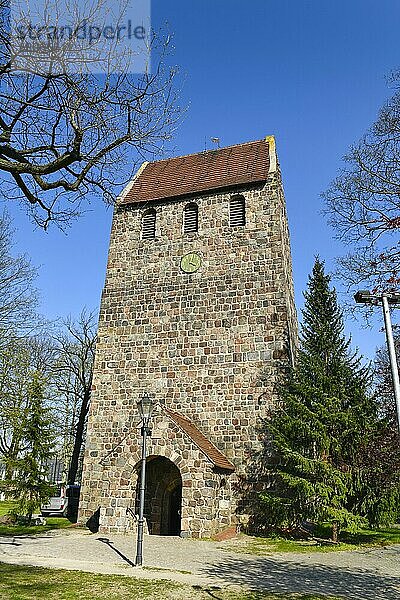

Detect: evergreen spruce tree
10,371,54,523
261,258,377,541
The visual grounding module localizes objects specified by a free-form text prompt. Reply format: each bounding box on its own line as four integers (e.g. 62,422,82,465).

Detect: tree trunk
332,521,339,543
67,388,90,485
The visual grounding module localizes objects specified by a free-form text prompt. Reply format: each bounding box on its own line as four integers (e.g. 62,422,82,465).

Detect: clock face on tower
180,252,202,273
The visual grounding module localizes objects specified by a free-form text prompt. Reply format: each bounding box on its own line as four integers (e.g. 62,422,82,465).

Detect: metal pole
381,295,400,432
135,424,148,566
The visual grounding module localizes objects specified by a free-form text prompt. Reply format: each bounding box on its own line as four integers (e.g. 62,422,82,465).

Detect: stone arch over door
136,455,182,536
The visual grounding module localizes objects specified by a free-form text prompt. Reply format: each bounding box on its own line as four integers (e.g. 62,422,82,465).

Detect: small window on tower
183,203,198,234
142,208,156,239
229,195,246,227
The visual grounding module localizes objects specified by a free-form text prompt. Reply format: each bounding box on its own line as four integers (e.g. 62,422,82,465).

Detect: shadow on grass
199,553,400,600
192,585,235,600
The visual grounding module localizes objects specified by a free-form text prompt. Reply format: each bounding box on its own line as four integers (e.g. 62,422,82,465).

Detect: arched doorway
136,456,182,536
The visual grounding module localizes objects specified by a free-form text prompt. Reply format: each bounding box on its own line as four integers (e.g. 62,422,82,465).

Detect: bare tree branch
323,71,400,294
51,309,96,484
0,212,39,337
0,1,180,229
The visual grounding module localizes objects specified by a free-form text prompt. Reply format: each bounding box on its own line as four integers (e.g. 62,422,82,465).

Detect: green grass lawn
0,501,16,516
0,500,77,537
0,563,342,600
222,525,400,555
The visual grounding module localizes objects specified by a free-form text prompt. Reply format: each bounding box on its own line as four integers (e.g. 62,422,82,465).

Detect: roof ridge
144,138,268,166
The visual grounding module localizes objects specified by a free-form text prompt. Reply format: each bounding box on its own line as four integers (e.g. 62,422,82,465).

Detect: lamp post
135,392,154,566
354,290,400,432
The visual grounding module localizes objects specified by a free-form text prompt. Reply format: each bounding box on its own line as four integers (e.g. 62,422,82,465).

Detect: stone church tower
79,137,297,537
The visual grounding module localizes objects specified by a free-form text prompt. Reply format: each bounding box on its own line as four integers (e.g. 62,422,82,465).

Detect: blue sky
6,0,400,359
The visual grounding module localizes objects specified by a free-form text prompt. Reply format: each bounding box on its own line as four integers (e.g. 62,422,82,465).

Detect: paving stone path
1,529,399,599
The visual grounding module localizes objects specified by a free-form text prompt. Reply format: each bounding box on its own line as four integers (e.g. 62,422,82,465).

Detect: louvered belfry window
229,195,246,227
142,208,156,239
183,203,198,234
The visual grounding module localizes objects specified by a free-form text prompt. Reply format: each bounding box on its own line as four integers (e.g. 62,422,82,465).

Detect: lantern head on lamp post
354,290,374,305
354,290,400,306
135,392,155,567
137,392,154,432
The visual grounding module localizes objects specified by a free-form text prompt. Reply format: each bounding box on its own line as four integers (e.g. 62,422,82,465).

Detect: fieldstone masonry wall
79,167,297,537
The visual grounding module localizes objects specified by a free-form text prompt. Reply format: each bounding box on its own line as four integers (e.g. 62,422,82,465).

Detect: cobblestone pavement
1,529,400,599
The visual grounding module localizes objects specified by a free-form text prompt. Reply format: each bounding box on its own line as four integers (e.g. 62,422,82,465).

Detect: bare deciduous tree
324,71,400,294
52,310,96,485
0,0,179,228
0,211,43,482
0,213,39,336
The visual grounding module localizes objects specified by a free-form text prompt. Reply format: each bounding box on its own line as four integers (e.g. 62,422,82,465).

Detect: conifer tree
261,257,376,541
9,371,54,523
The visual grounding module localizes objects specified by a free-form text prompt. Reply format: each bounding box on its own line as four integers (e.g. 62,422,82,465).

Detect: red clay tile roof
120,139,272,205
165,408,235,471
